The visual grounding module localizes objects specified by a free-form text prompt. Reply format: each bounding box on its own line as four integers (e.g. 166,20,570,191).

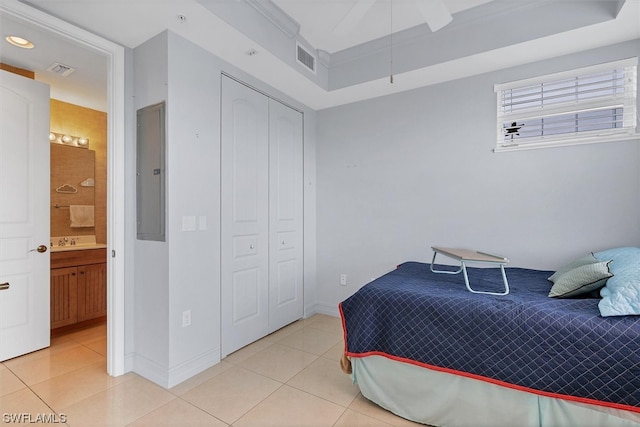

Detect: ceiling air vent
296,43,316,74
46,62,76,77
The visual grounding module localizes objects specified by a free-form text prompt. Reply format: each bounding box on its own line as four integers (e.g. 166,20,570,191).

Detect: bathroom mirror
50,144,95,237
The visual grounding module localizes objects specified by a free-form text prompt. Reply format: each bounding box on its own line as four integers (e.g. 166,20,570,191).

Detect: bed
339,250,640,427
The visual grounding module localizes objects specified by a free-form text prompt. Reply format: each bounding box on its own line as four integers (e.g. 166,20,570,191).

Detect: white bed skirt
351,355,640,427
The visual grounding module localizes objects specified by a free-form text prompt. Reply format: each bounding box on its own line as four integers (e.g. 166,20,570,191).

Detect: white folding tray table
430,246,510,295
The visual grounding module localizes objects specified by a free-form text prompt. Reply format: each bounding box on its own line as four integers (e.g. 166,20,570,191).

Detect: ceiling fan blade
332,0,376,35
416,0,452,32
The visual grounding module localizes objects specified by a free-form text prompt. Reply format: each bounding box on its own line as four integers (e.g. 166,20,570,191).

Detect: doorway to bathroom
0,1,126,376
49,100,108,339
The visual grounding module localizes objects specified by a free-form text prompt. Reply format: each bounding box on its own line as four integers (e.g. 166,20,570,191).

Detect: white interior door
268,100,303,333
221,76,269,357
0,70,51,361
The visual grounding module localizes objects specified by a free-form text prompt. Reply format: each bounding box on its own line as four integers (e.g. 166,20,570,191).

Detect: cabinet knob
0,282,9,291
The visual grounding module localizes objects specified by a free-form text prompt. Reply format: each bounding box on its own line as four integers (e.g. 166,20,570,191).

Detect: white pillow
548,261,612,298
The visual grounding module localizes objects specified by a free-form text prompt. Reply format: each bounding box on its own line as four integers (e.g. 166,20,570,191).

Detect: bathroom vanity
50,238,107,335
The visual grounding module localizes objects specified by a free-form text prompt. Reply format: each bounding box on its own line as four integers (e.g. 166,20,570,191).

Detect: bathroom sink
50,235,107,252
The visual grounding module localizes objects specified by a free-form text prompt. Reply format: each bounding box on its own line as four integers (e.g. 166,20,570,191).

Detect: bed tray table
430,246,510,295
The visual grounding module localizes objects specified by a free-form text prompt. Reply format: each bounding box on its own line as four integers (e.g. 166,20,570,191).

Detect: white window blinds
494,58,638,151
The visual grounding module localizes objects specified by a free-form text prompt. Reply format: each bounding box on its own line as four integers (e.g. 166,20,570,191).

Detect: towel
69,205,95,228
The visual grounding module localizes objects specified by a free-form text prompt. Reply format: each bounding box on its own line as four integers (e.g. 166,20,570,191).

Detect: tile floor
0,314,422,426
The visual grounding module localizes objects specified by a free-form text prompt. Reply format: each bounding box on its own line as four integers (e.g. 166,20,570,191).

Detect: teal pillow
548,261,613,298
548,253,598,283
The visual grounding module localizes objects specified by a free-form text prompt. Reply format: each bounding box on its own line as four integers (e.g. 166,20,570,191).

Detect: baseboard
304,303,317,318
133,348,221,389
132,353,170,388
167,348,220,389
124,352,134,373
314,302,340,317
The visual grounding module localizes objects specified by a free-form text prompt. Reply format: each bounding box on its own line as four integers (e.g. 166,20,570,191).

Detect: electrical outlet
340,274,347,286
182,309,191,327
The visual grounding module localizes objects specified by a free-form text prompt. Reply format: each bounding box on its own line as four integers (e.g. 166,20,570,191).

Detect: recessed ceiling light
5,35,34,49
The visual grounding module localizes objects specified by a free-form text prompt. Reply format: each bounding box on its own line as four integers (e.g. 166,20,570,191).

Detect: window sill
494,133,640,153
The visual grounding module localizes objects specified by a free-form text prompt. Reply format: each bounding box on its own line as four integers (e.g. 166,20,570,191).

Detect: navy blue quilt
339,262,640,410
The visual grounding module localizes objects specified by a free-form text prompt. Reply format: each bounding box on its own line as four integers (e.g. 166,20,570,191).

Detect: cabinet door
77,263,107,322
50,267,77,329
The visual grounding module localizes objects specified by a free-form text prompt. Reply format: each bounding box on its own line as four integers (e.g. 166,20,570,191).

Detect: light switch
198,215,207,231
182,215,196,231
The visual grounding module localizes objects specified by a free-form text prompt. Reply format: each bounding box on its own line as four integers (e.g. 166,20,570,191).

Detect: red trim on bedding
339,303,640,415
338,303,349,355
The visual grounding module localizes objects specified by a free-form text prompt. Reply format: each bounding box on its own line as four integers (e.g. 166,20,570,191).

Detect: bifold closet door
221,76,270,357
221,76,303,358
268,100,303,333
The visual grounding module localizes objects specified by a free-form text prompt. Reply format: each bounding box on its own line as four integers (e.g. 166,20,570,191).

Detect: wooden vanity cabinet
50,248,107,334
77,262,107,322
50,266,78,329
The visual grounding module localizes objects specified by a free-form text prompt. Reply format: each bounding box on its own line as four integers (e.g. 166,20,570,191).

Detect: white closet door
221,76,269,357
268,99,303,333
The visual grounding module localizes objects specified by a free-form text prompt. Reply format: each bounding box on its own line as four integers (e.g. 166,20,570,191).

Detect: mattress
339,262,640,413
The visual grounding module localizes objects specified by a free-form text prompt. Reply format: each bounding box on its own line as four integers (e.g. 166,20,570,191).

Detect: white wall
124,46,136,370
132,30,317,388
315,40,640,316
133,32,170,378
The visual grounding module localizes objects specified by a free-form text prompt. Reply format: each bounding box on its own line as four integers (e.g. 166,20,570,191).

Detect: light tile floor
1,315,422,426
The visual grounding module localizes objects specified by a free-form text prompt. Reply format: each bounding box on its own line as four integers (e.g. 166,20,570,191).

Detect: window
494,58,637,152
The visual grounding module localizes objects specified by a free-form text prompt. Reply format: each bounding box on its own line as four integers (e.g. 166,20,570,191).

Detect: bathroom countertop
50,243,107,253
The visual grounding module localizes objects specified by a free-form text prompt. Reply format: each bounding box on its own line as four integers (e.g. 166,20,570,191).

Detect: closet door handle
0,282,9,291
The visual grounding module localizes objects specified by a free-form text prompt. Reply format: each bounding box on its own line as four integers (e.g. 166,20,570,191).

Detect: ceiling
269,0,494,53
1,0,638,111
0,5,108,110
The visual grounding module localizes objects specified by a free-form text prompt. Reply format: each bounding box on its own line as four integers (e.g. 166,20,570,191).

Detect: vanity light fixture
5,35,34,49
49,131,90,149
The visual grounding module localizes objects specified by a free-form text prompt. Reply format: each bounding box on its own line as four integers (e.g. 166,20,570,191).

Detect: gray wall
315,40,640,315
131,30,317,387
